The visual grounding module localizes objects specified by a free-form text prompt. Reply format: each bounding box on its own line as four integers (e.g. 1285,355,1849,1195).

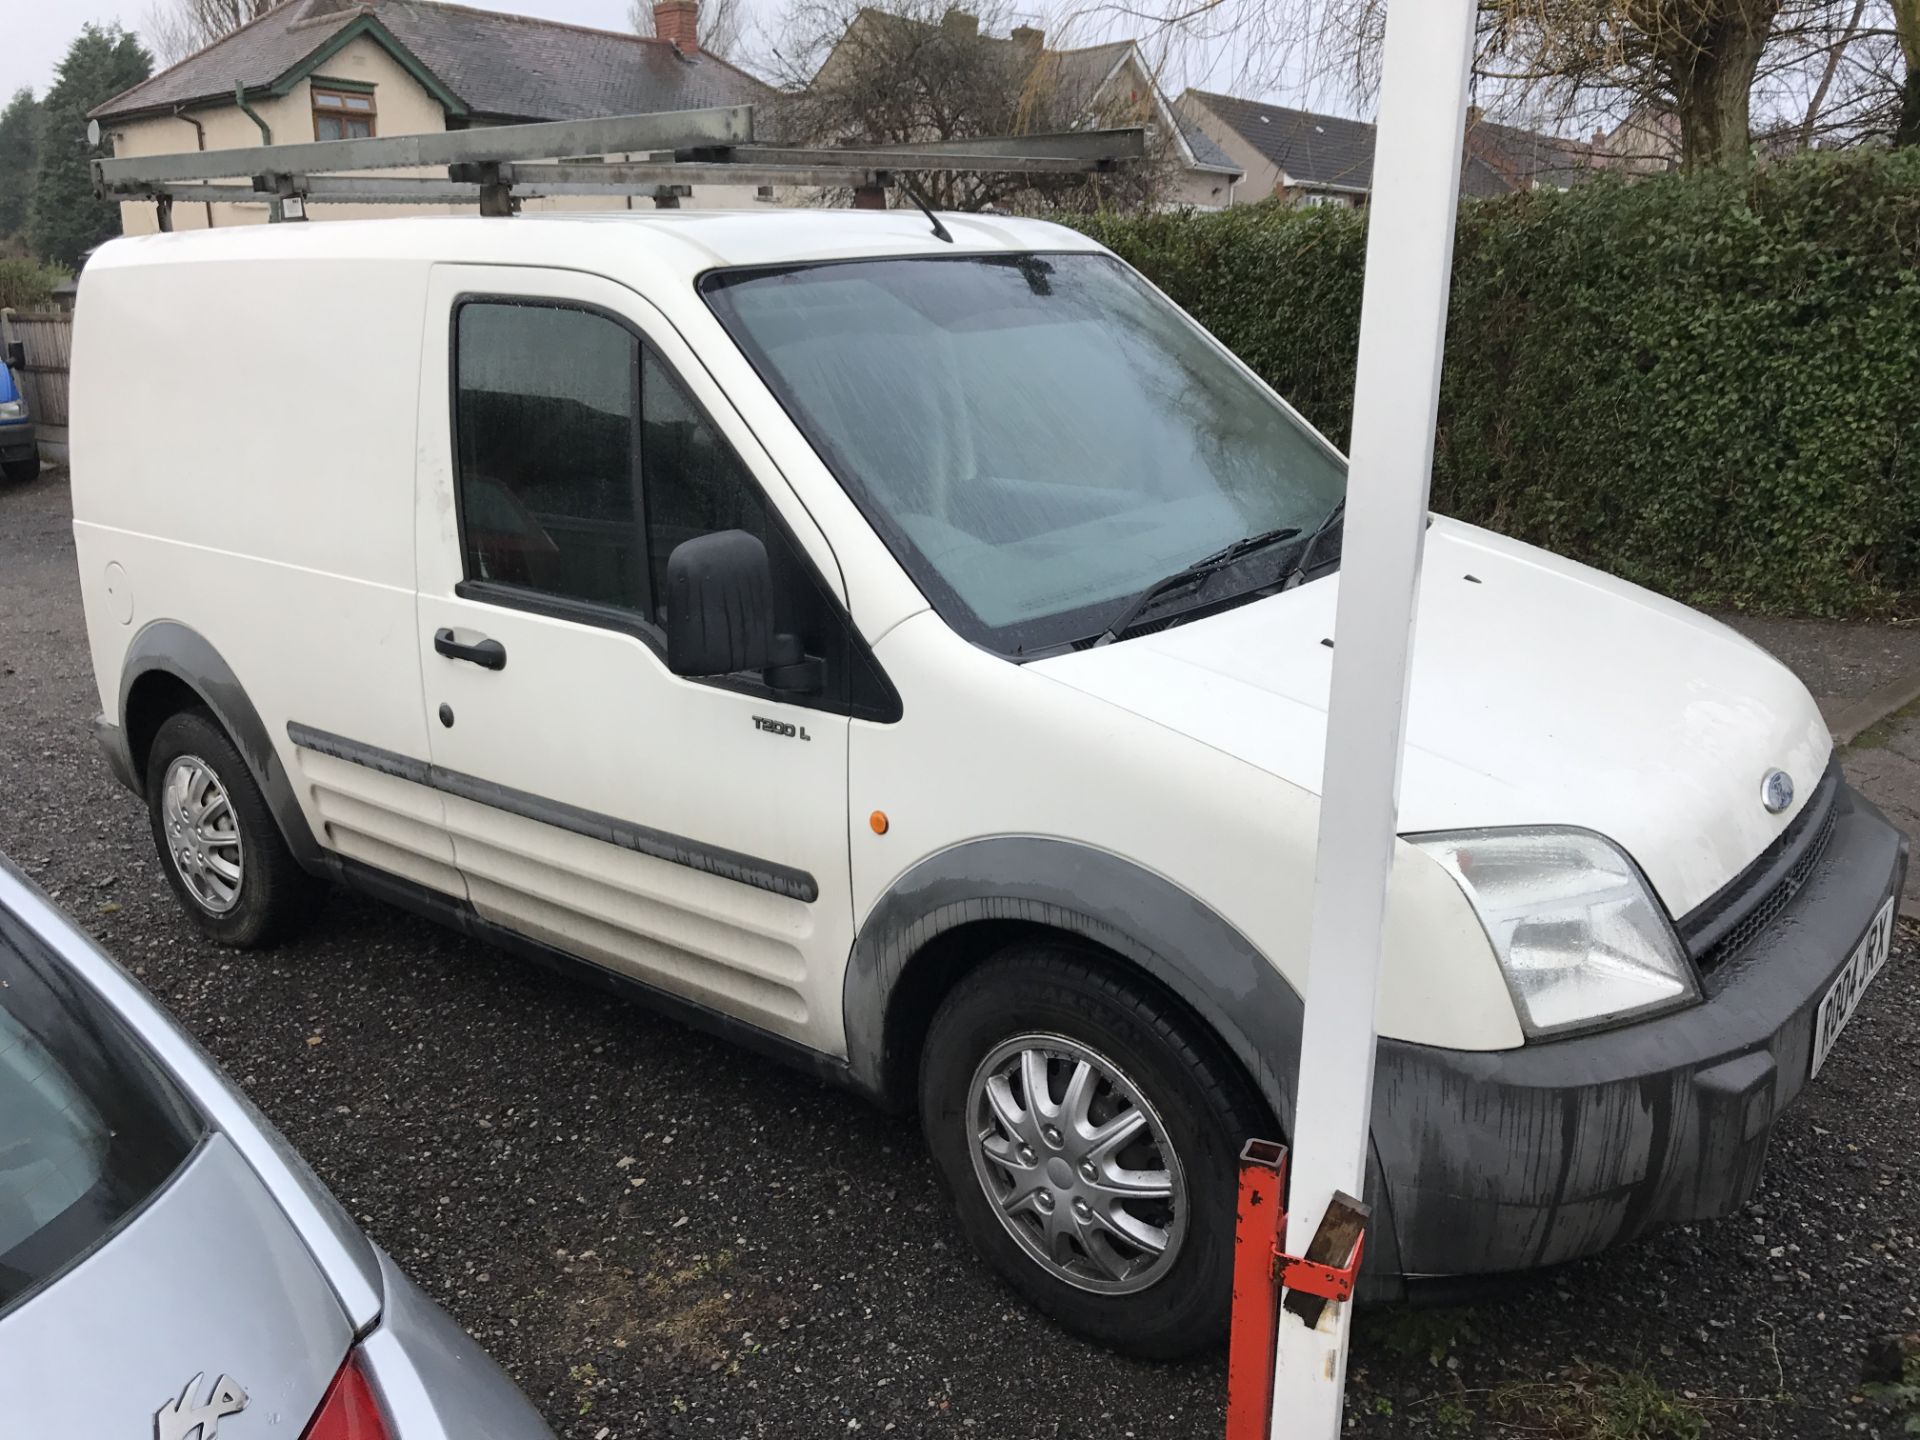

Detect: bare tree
142,0,283,66
629,0,751,60
767,0,1180,210
1076,0,1899,167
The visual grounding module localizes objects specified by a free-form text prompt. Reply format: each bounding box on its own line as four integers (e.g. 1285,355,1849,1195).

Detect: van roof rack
92,105,1145,228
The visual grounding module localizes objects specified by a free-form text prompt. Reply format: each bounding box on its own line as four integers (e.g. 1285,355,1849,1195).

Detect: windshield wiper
1281,497,1345,589
1092,526,1303,647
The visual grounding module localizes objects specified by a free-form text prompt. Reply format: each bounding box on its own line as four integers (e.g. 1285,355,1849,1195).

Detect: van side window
637,353,858,700
639,350,770,616
451,298,899,721
453,302,647,615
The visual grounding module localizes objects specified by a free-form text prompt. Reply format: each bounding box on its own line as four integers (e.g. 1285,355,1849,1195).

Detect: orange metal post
1226,1140,1288,1440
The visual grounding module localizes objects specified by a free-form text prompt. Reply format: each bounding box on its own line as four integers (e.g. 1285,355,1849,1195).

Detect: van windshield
701,253,1346,656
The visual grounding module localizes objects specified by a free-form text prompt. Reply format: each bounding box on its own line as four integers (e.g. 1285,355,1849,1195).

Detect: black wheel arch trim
841,835,1404,1291
116,621,324,867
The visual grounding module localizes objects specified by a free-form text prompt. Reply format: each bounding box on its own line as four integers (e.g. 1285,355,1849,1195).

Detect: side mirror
3,341,22,370
666,530,774,678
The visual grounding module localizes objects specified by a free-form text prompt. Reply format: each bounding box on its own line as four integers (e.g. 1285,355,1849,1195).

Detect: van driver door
407,263,865,1059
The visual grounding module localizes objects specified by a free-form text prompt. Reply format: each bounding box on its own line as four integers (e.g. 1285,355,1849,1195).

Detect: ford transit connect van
70,212,1906,1358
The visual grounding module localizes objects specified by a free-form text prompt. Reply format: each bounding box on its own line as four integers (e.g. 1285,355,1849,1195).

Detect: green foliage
1360,1305,1480,1368
0,89,40,243
0,257,69,310
1864,1337,1920,1433
1074,149,1920,618
1489,1367,1707,1440
29,25,151,271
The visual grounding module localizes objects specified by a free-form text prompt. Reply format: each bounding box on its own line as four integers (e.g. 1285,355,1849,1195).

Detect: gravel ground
5,467,1917,1439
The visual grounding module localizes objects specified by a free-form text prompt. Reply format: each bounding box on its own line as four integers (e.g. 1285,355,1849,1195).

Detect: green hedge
0,257,68,311
1075,150,1920,617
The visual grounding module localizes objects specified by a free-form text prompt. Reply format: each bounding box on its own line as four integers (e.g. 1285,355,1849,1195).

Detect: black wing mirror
666,530,774,678
3,341,23,370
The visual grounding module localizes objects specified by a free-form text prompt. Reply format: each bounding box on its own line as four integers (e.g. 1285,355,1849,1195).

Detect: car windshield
0,903,201,1317
701,253,1347,656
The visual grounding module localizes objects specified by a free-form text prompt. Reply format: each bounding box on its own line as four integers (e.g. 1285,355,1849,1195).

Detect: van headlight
1411,828,1698,1039
0,399,23,420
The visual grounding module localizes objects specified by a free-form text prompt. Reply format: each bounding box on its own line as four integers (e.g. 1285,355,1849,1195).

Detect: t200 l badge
753,716,811,741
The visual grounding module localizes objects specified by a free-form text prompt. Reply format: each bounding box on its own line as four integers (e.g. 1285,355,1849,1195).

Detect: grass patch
1863,1336,1920,1433
1488,1366,1707,1440
1360,1306,1479,1368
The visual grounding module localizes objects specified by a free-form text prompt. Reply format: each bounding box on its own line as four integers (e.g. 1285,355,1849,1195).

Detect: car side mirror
4,341,22,370
666,529,774,678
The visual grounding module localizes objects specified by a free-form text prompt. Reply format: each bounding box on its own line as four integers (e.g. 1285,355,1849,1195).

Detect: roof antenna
897,179,953,243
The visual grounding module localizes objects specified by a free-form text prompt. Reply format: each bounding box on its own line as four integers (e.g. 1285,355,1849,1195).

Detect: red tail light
300,1350,391,1440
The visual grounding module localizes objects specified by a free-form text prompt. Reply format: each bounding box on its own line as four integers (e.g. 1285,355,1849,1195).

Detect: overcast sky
4,0,1320,124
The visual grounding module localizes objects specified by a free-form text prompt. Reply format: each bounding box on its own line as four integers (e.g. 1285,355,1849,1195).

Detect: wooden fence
2,310,71,428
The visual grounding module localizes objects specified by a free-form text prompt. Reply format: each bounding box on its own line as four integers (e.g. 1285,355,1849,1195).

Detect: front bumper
1373,779,1906,1278
0,420,33,462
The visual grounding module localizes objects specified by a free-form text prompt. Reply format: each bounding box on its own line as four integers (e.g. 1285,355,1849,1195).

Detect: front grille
1680,760,1841,974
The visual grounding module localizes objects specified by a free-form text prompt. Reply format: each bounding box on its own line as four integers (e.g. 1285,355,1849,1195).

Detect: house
89,0,775,231
1591,107,1682,175
811,11,1242,210
1030,38,1243,209
1177,89,1599,208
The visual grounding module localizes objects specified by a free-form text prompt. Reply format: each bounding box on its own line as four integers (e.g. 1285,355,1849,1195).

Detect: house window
312,86,376,141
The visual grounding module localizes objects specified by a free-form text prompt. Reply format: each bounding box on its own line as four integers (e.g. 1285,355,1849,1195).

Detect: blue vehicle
1,337,38,482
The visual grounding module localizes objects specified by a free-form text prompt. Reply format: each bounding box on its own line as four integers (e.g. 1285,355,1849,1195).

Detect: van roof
87,208,1108,281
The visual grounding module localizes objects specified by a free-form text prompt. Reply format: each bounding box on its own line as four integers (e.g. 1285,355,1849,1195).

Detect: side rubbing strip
286,722,819,903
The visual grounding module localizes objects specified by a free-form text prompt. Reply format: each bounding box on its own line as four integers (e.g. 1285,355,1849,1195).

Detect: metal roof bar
94,105,755,191
829,128,1147,161
94,109,1145,224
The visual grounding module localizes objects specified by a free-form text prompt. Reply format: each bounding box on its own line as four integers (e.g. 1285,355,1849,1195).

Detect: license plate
1810,896,1896,1078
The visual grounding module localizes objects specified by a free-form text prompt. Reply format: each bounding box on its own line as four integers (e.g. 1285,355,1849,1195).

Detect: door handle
434,628,507,671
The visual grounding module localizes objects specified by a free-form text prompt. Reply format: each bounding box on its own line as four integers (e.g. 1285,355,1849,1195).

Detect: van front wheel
145,709,318,947
919,943,1265,1359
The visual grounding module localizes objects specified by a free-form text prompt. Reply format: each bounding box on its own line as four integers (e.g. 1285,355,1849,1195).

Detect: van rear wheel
145,709,318,947
1,455,37,483
919,942,1264,1360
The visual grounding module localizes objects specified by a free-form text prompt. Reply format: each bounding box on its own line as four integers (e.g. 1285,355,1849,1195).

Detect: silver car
0,856,554,1440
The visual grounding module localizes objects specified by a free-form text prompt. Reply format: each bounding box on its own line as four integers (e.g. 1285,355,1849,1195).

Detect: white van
71,212,1905,1358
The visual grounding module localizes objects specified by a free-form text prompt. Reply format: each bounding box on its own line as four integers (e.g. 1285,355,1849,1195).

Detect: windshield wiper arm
1092,526,1303,647
1281,497,1345,588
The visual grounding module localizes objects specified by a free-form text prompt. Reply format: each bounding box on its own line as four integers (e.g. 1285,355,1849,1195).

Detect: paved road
5,469,1917,1438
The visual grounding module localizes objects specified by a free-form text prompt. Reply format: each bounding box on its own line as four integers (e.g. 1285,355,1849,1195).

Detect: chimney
654,0,700,53
942,9,979,36
1011,23,1044,48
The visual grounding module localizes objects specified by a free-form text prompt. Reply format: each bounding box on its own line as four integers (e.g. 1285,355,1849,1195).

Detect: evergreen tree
28,25,152,270
0,90,39,245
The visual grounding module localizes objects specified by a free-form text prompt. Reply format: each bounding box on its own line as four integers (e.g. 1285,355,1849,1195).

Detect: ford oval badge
1761,769,1795,814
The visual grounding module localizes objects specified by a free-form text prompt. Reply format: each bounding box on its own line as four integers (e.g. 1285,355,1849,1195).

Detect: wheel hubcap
161,754,243,914
967,1032,1188,1295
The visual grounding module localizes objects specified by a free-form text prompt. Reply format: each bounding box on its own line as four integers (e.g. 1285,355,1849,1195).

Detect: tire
145,708,319,947
920,941,1267,1360
1,455,38,483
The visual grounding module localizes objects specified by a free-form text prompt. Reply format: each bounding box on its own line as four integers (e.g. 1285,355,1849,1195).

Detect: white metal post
1269,0,1478,1433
